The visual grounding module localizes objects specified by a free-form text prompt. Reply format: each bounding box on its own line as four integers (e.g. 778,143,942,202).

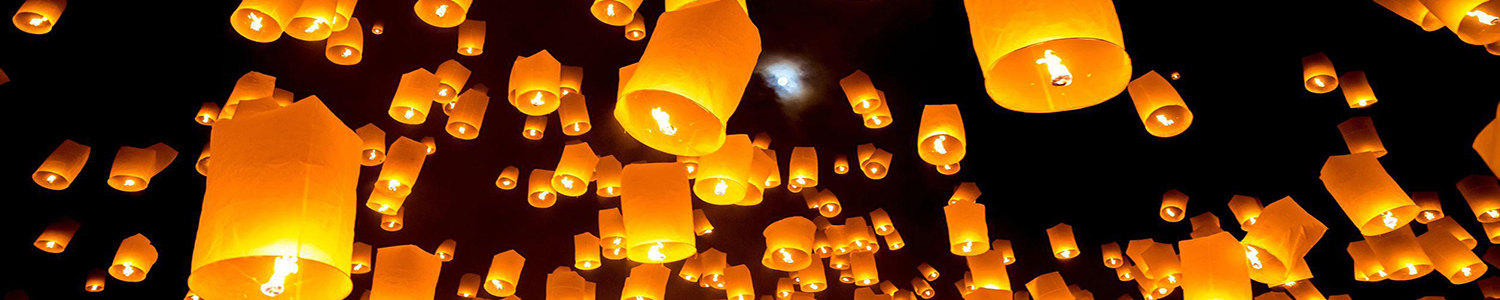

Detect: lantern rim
230,9,285,43
985,38,1130,113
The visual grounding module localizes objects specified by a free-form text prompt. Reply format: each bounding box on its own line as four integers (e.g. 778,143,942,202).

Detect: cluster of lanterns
1372,0,1500,55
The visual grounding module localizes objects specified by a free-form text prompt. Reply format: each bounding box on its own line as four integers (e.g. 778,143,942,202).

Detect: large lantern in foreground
1320,153,1418,236
414,0,470,28
1420,0,1500,45
963,0,1130,113
695,135,754,204
32,139,90,190
107,143,178,192
1180,232,1250,300
1301,52,1338,93
188,99,358,299
614,0,761,156
621,163,696,263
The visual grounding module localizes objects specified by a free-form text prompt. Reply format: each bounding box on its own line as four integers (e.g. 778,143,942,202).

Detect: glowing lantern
554,66,581,97
1488,221,1500,243
1117,262,1139,281
722,265,755,299
436,239,457,262
1366,226,1433,280
414,0,470,27
1337,116,1388,157
626,13,647,40
917,263,940,281
825,226,851,256
285,0,338,41
763,217,816,271
1155,189,1189,222
599,208,626,250
1418,230,1486,284
840,70,884,114
862,93,893,129
851,252,879,286
367,137,426,213
964,0,1129,112
560,94,592,136
879,281,899,296
1348,240,1387,281
695,135,754,204
743,148,776,206
777,277,795,299
936,162,961,175
1101,242,1124,268
950,182,981,205
1320,153,1418,235
484,250,525,297
1126,239,1182,283
435,60,473,105
381,207,404,231
1128,71,1193,137
916,105,967,167
912,278,934,299
796,259,828,292
680,254,702,282
523,115,547,140
614,0,760,156
371,20,383,34
1427,217,1476,249
1486,277,1500,299
13,0,65,34
1338,71,1377,108
842,269,857,284
389,68,440,124
789,147,819,189
1412,191,1446,224
1228,195,1263,231
324,17,364,64
591,0,641,25
33,217,78,254
370,245,441,300
1419,0,1500,45
195,143,211,176
676,156,701,178
845,217,878,252
458,20,486,56
621,163,696,263
575,233,601,270
85,269,105,292
109,234,157,282
457,273,481,297
1301,53,1338,93
1190,213,1225,238
508,50,562,116
1242,197,1326,284
1179,232,1251,300
32,139,89,190
884,229,905,250
1046,223,1079,259
219,71,276,120
552,143,599,197
447,88,491,140
496,166,519,190
272,89,294,106
856,144,893,180
196,102,222,126
623,263,670,300
1025,272,1072,300
693,209,715,236
833,155,850,175
106,143,177,192
1459,175,1500,223
420,137,437,155
967,240,1012,291
945,202,990,256
868,208,896,235
528,169,558,208
352,242,372,274
700,249,728,288
1374,0,1445,31
596,156,623,197
230,0,298,42
354,124,385,166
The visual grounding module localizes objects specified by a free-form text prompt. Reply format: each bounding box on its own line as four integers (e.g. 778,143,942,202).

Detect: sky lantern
1320,153,1418,236
796,259,828,292
197,102,222,125
1413,192,1446,224
552,142,599,197
1419,0,1500,45
420,137,437,155
458,20,485,56
34,217,79,253
13,0,65,34
945,202,990,256
1366,226,1433,280
1458,175,1500,223
1374,0,1445,31
693,209,715,235
272,89,294,106
496,166,519,190
1486,277,1500,299
777,277,795,299
436,60,473,104
851,252,879,286
591,0,641,25
614,0,760,157
331,0,356,30
626,13,647,40
484,250,525,297
676,155,701,178
1159,189,1189,222
825,225,851,255
195,144,211,177
1127,239,1182,284
1025,272,1072,300
869,208,896,235
763,217,816,271
509,50,562,116
220,71,276,120
1179,232,1251,300
436,239,457,262
1128,71,1193,137
367,137,426,214
679,254,702,282
1338,71,1377,108
1047,223,1079,259
1242,197,1326,284
1190,212,1225,238
840,70,884,114
846,217,878,252
834,155,850,175
993,240,1016,266
917,262,940,281
447,88,491,140
230,0,296,42
32,139,89,190
622,263,670,300
596,156,623,197
356,124,385,166
912,277,934,299
861,92,893,129
724,265,755,299
575,233,601,270
84,269,105,292
1118,262,1139,281
967,240,1012,291
370,245,441,300
457,273,481,298
107,143,177,192
1481,103,1500,176
285,0,338,41
559,65,583,96
1427,217,1476,249
389,68,440,124
856,143,893,180
414,0,470,27
528,169,558,208
1488,222,1500,243
621,163,696,263
1301,52,1338,93
1418,230,1486,284
1101,242,1124,268
789,147,819,189
695,135,754,204
381,207,403,231
963,0,1130,113
916,104,966,167
523,115,547,140
1348,240,1388,282
599,208,626,250
1337,116,1387,157
885,229,906,250
110,234,158,282
1228,195,1263,231
545,267,587,299
560,94,592,136
743,149,776,205
352,242,372,274
700,248,728,288
950,182,981,205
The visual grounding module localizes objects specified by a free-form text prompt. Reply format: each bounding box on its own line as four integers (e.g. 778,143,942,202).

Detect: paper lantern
1484,277,1500,299
623,12,648,41
831,155,851,175
194,102,222,126
484,250,525,297
371,20,383,34
446,89,491,140
34,217,79,253
1459,175,1500,223
353,124,386,166
825,226,851,256
679,254,702,282
964,0,1129,113
496,166,519,190
936,162,961,175
911,277,935,299
1366,226,1434,280
32,139,89,190
862,209,894,236
1320,153,1418,236
1347,240,1388,281
551,66,581,97
420,136,437,155
272,89,294,106
591,0,641,25
1025,272,1072,300
878,281,900,296
599,208,626,249
1337,116,1387,157
763,217,816,271
796,259,828,292
1128,71,1193,137
1117,262,1139,281
517,115,546,140
1419,0,1500,45
194,143,212,176
846,217,878,252
1418,230,1486,284
370,245,441,300
107,143,177,192
554,95,593,136
916,262,940,281
328,0,356,29
994,239,1016,265
109,234,157,282
1228,195,1263,231
1242,197,1326,284
691,209,715,235
458,20,485,56
1412,191,1446,224
219,71,276,120
724,265,755,299
1301,53,1338,93
856,144,893,180
381,207,404,231
812,230,834,257
507,50,563,116
433,61,473,105
455,273,482,297
389,68,440,124
700,248,728,288
325,17,363,65
1190,212,1225,239
621,163,696,263
528,169,558,208
945,202,989,256
950,182,981,205
884,229,905,250
1040,223,1079,260
1101,242,1124,268
548,142,598,197
1338,71,1377,108
594,156,623,197
284,0,338,41
353,242,372,274
366,137,426,214
862,93,893,129
436,239,457,262
913,105,968,167
623,263,671,300
967,240,1012,291
414,0,470,28
776,277,795,299
1427,217,1477,249
829,252,851,270
1179,232,1251,300
1489,221,1500,243
574,233,601,270
674,155,701,178
229,0,298,42
1374,0,1445,31
842,269,858,284
850,252,879,286
1126,239,1182,283
840,70,884,114
84,269,105,292
1157,189,1189,222
789,147,819,189
614,0,760,156
12,0,65,34
695,135,754,204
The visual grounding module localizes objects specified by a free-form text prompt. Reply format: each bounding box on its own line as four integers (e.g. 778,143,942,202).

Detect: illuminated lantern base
983,40,1131,113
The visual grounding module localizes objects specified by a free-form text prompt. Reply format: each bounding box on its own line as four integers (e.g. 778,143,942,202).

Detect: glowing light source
651,108,678,136
436,4,448,17
259,256,298,297
248,13,263,31
1470,10,1498,25
1035,50,1073,86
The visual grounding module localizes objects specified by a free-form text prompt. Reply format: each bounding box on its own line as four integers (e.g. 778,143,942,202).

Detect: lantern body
945,202,990,256
523,115,547,140
1419,0,1500,44
856,144,893,180
509,50,562,116
1427,217,1476,249
967,240,1011,291
196,143,212,176
230,0,296,42
367,137,427,213
560,94,593,136
32,139,89,190
496,166,519,190
435,60,472,104
1025,272,1072,300
1459,175,1500,223
621,163,696,263
869,209,896,235
1337,116,1386,157
1101,242,1123,268
110,234,157,282
840,70,884,114
552,142,599,197
1488,221,1500,243
951,182,982,204
436,239,456,262
34,217,79,253
918,263,940,281
1190,212,1225,238
1179,232,1251,300
596,156,623,197
325,18,363,65
1242,197,1325,284
13,0,65,34
371,21,382,34
763,217,816,271
1128,71,1193,137
414,0,471,28
884,229,905,250
1366,226,1433,280
1338,71,1377,108
330,0,355,31
964,0,1130,113
916,104,967,166
1412,191,1446,224
352,242,371,274
575,233,601,270
591,0,642,25
221,71,277,120
1126,239,1182,283
680,255,702,282
700,249,728,288
695,135,755,204
851,252,879,286
861,92,893,129
1228,195,1263,230
1301,53,1338,93
1482,103,1500,176
626,13,647,40
995,240,1015,265
528,169,557,208
834,155,850,174
1047,223,1079,259
284,0,337,41
370,245,441,300
599,208,626,250
458,20,486,56
789,147,819,188
381,207,403,231
447,89,491,140
694,209,715,235
85,269,105,292
457,273,481,297
1374,0,1445,31
484,250,525,297
107,143,178,192
389,69,440,124
1417,230,1486,284
614,0,760,156
197,102,222,125
725,265,755,299
356,124,385,166
1158,189,1189,222
912,277,934,299
420,136,436,155
1320,153,1419,235
623,263,671,300
797,259,828,292
1348,240,1387,281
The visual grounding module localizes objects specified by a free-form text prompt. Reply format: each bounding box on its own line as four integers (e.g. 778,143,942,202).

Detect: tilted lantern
1320,153,1419,235
371,245,442,300
560,94,592,136
1025,272,1072,300
1047,223,1079,259
458,20,485,56
528,169,558,208
950,182,981,205
1348,240,1387,282
421,136,437,155
591,0,641,25
13,0,65,34
1427,217,1476,249
414,0,471,28
626,13,647,41
1337,116,1387,157
945,202,989,256
870,208,895,235
1458,175,1500,223
1191,212,1225,238
596,156,623,197
840,70,884,114
763,217,816,271
352,242,372,274
1126,239,1182,283
435,60,473,104
34,217,79,253
1413,191,1446,224
436,239,457,262
447,88,491,140
197,102,222,125
230,0,296,42
996,239,1015,265
1418,229,1486,284
1301,53,1338,93
1373,0,1445,31
107,143,178,192
457,273,481,297
967,240,1011,291
861,92,893,129
1366,226,1434,281
1419,0,1500,45
963,0,1130,113
694,209,714,235
1128,71,1193,138
32,139,89,190
1228,195,1263,231
1242,197,1326,284
1159,189,1189,222
389,68,440,124
326,18,363,65
856,143,892,180
356,124,385,166
912,277,934,299
111,234,158,282
679,254,702,282
1101,242,1124,268
1179,232,1251,300
484,250,525,297
196,143,211,176
495,166,519,190
695,135,755,204
331,0,356,31
509,50,562,116
284,0,338,41
220,71,276,120
552,142,599,197
621,163,696,263
1339,71,1377,108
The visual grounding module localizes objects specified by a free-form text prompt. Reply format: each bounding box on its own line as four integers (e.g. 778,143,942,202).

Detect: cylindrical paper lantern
107,143,178,192
1427,217,1477,249
370,245,441,300
841,269,856,284
878,281,898,296
1366,226,1433,280
1348,240,1388,281
851,252,878,286
845,217,877,252
912,277,934,299
950,182,981,205
326,18,363,65
945,202,989,256
1158,189,1189,222
621,163,696,263
694,209,715,235
695,135,754,204
371,20,383,34
496,166,519,190
870,209,895,235
352,242,372,274
1339,71,1377,108
34,217,79,253
763,149,783,188
763,217,816,271
967,240,1011,291
197,102,222,125
389,68,440,124
195,143,211,176
331,0,356,31
917,104,966,166
600,208,626,249
1025,272,1072,300
840,70,884,114
1101,242,1123,268
725,265,754,299
1229,195,1263,230
32,139,89,190
789,147,818,188
436,239,457,262
1338,116,1387,157
458,20,485,56
1459,175,1500,223
552,142,599,197
856,144,892,180
1190,212,1225,238
614,0,760,156
700,248,728,288
936,162,961,175
545,267,586,299
833,155,850,175
285,0,337,41
367,137,427,213
1242,197,1327,285
1126,239,1182,282
1047,223,1079,259
917,263,939,281
434,61,473,106
13,0,65,34
752,132,772,149
626,13,647,41
356,124,385,166
1412,191,1446,224
964,0,1130,113
677,155,700,178
575,233,601,270
484,250,525,297
1128,71,1193,137
591,0,641,25
447,88,491,140
508,50,562,116
220,71,276,120
1117,262,1139,281
414,0,471,28
230,0,296,42
80,268,106,292
623,263,670,300
110,234,157,282
1321,153,1419,235
420,136,436,155
381,207,404,231
1373,0,1444,31
797,259,827,292
457,273,481,297
777,277,795,299
861,92,893,129
1419,0,1500,45
1179,232,1251,300
1418,230,1486,284
1301,53,1338,93
559,94,593,136
679,254,702,282
528,169,558,208
557,65,583,97
596,156,623,197
1487,221,1500,243
884,229,905,250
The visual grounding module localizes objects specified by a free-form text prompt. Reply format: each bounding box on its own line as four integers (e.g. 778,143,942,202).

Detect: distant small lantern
596,156,623,197
1339,71,1377,108
559,94,592,136
34,217,79,253
436,239,457,262
763,217,816,271
621,163,696,263
326,18,363,65
1128,71,1193,138
995,239,1015,265
107,143,178,192
840,70,884,114
1179,232,1251,300
884,229,906,250
197,103,222,125
509,50,563,116
752,132,772,149
1418,229,1486,284
944,202,989,256
1412,191,1446,224
371,245,442,299
833,155,850,175
591,0,642,25
195,143,211,176
1228,195,1263,230
371,20,384,34
622,263,671,300
495,166,520,190
861,91,893,129
1337,116,1387,157
458,20,486,56
599,208,626,250
435,60,473,105
856,143,893,180
694,209,715,235
552,142,600,197
1101,242,1124,268
575,233,601,270
382,207,404,231
797,259,828,292
389,68,441,124
917,104,967,167
367,137,427,213
484,250,525,297
85,269,105,292
1366,226,1433,281
13,0,65,34
869,209,896,235
447,88,491,140
1458,175,1500,223
528,169,558,208
695,135,755,205
32,139,90,190
414,0,471,28
523,115,547,140
352,242,372,274
789,147,819,189
1046,223,1079,259
1320,153,1419,236
950,182,981,205
1301,53,1338,93
457,273,481,298
421,136,437,155
1159,189,1189,222
110,234,158,282
626,13,647,41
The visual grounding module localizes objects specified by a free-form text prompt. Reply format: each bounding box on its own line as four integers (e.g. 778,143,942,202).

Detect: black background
5,0,1500,299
